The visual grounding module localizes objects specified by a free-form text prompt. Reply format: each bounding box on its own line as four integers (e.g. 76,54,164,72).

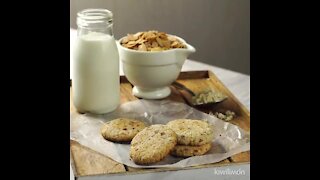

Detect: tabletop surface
70,29,250,180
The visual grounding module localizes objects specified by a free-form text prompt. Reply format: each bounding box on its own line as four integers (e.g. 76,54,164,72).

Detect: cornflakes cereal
120,30,187,51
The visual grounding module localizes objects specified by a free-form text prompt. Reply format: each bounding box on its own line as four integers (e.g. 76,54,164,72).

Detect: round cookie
130,124,177,165
170,143,212,157
167,119,213,146
101,118,146,142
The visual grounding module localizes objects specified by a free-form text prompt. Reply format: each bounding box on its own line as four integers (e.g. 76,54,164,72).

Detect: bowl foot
132,86,171,99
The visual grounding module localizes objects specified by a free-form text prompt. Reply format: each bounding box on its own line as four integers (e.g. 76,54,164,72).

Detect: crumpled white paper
70,100,250,168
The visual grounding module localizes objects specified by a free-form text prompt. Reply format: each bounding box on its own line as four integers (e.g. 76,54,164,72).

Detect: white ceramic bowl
117,35,196,99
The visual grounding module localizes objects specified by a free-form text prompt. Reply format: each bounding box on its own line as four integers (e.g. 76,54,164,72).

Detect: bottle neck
77,9,114,36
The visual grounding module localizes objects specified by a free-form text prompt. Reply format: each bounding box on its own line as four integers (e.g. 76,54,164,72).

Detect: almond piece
136,38,147,44
127,34,139,41
126,41,137,48
156,37,164,47
138,43,147,51
171,41,179,48
145,32,157,40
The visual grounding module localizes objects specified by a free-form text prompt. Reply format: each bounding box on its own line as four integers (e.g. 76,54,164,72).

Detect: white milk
72,32,120,114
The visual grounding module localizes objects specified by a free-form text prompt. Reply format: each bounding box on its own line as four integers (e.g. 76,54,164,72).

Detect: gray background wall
70,0,250,75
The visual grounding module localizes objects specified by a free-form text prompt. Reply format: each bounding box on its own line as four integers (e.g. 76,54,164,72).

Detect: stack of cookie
100,118,213,165
167,119,213,157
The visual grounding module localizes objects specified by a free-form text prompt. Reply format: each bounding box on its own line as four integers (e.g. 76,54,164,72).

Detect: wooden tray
70,70,250,179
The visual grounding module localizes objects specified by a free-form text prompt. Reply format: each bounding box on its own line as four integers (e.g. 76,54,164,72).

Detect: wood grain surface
70,70,250,178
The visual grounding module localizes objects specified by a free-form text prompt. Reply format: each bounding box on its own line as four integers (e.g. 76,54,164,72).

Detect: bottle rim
77,9,113,27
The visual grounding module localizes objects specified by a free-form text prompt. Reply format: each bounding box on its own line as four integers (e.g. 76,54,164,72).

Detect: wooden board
70,70,250,178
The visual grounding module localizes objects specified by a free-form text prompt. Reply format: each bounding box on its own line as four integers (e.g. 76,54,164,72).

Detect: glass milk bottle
72,9,120,114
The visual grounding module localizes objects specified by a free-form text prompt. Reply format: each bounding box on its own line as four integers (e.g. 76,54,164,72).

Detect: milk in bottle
72,9,120,114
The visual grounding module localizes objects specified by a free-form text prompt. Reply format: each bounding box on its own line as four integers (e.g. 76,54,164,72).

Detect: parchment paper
70,100,250,168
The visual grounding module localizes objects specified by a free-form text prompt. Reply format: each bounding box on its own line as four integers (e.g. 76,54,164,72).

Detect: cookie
101,118,146,142
170,143,212,157
167,119,213,146
130,124,177,165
